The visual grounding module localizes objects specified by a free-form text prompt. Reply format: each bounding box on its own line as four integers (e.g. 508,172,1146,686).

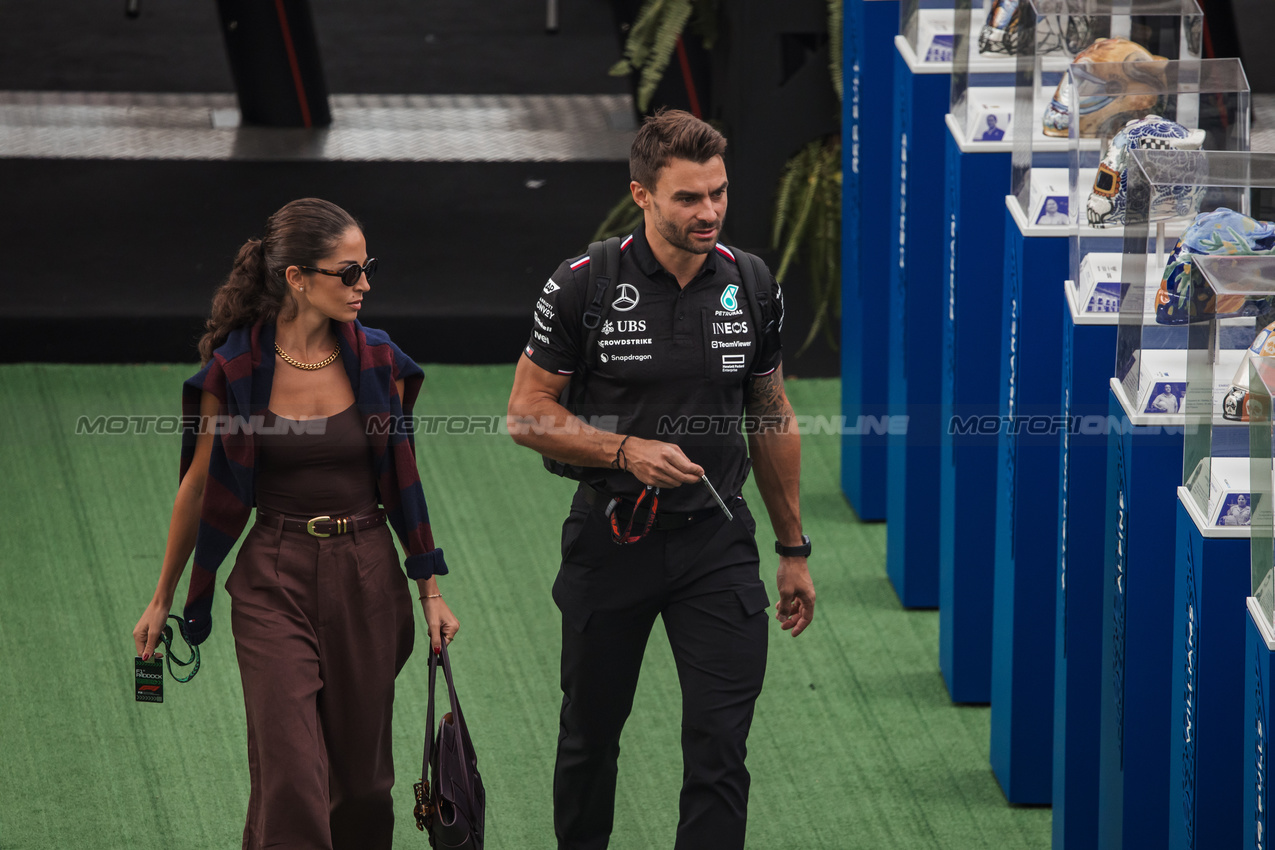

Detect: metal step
0,91,636,162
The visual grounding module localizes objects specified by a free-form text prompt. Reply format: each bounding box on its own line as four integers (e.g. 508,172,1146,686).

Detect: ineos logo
612,284,639,312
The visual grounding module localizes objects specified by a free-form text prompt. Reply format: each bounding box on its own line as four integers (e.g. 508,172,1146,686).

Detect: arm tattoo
746,367,790,429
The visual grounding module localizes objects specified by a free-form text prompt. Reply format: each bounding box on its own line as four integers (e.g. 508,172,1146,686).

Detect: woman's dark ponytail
197,199,360,364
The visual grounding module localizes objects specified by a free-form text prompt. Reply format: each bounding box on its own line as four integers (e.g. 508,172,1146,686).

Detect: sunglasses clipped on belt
297,257,378,287
604,486,660,545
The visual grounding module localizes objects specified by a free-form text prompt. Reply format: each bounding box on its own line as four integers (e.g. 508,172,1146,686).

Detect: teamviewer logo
721,354,746,373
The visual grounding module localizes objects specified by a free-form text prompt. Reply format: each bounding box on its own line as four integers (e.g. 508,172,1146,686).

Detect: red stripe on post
675,36,701,120
273,0,313,128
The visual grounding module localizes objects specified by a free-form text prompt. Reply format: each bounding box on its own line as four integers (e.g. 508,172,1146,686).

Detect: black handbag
414,642,486,848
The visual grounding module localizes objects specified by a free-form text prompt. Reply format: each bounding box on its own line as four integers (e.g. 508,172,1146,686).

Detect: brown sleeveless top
255,404,379,517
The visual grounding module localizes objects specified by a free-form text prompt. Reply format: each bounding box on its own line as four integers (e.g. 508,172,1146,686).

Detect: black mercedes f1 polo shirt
523,227,784,512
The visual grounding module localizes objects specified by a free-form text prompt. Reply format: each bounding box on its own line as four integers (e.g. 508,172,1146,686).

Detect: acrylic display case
1113,150,1275,421
1178,255,1275,532
1067,57,1249,317
1251,357,1275,629
951,0,1016,145
1009,0,1205,228
1163,254,1275,850
902,0,959,66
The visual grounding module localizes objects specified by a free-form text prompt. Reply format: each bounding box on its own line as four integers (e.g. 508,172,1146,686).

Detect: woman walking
132,197,458,849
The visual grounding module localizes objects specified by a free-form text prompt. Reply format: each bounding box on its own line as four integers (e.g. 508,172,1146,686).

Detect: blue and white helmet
1222,322,1275,422
1086,116,1205,228
1155,209,1275,325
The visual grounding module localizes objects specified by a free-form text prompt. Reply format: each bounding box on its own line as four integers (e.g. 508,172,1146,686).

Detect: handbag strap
438,642,478,760
420,642,478,792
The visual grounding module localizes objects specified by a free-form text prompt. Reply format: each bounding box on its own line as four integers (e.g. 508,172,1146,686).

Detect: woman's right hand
133,599,172,661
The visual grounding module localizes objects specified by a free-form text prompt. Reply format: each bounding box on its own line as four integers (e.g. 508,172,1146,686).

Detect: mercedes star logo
612,283,639,312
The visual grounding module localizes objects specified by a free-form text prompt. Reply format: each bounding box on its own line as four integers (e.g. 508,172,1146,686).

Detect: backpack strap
544,235,623,478
730,246,776,362
579,236,624,367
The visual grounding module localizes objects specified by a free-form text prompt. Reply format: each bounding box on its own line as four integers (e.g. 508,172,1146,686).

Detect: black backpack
543,236,775,478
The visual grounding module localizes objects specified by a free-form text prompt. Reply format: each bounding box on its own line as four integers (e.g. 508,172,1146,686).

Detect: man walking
507,108,815,850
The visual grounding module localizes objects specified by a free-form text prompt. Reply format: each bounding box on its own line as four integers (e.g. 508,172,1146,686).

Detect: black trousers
551,488,770,850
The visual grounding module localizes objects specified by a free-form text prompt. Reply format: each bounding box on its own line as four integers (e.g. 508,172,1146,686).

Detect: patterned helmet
1155,209,1275,325
1086,116,1205,228
978,0,1096,57
1042,38,1166,138
978,0,1025,55
1222,323,1275,422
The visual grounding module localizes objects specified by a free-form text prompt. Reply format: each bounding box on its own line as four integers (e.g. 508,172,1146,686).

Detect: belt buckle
306,515,332,538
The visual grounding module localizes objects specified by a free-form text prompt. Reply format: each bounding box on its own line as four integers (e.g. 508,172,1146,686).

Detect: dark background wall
1,0,845,376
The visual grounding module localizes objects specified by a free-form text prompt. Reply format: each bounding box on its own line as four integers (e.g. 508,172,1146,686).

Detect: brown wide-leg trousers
226,518,415,850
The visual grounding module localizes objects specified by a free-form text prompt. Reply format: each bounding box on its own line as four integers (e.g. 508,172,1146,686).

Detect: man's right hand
623,437,704,488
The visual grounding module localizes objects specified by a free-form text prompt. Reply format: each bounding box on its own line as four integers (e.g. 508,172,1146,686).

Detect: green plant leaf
772,155,800,249
636,0,693,112
828,0,843,103
770,136,842,356
691,0,720,49
776,142,825,283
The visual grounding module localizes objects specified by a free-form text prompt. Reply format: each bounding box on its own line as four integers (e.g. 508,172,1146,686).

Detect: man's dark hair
630,108,727,190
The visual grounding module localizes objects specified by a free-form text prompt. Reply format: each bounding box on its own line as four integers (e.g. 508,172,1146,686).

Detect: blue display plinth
1168,493,1250,850
884,36,949,608
1054,286,1117,849
1098,387,1183,850
988,199,1068,803
840,0,898,522
1244,599,1275,850
938,117,1010,703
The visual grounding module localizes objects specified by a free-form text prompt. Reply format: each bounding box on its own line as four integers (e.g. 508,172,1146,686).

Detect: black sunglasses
298,257,378,287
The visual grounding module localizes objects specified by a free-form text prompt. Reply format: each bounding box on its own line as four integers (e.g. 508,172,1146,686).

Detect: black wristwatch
775,534,811,558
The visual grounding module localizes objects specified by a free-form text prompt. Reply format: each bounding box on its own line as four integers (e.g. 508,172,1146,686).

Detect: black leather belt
256,508,387,538
579,484,736,531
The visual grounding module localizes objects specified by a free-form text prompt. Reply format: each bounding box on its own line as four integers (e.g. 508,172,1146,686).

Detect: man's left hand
776,557,815,637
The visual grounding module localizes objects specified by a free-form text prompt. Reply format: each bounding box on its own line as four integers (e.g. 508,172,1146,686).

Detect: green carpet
0,364,1049,849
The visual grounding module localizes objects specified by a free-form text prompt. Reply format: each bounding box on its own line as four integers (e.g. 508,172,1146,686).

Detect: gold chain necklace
274,340,340,371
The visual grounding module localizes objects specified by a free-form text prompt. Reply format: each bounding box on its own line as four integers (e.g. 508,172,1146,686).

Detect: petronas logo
721,285,739,311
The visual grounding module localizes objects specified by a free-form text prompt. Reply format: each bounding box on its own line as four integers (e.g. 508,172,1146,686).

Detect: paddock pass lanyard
159,615,201,683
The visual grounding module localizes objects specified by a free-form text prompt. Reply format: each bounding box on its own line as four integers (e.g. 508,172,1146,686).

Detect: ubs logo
615,320,646,332
612,284,639,312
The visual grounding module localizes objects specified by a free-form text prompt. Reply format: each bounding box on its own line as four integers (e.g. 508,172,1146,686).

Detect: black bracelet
611,434,631,471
